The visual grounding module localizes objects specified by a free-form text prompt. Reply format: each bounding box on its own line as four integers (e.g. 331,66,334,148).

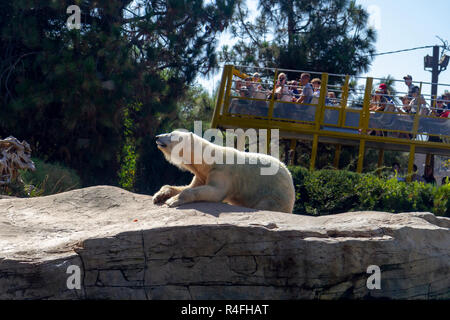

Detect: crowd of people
369,75,450,118
231,72,340,109
230,72,450,118
229,71,450,142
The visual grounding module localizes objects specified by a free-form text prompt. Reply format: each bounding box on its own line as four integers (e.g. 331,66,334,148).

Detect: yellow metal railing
211,65,450,174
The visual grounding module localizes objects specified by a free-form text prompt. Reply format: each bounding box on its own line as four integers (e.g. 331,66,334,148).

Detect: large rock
0,186,448,300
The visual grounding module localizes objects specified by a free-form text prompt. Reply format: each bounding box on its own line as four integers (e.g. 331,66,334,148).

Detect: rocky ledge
0,186,449,299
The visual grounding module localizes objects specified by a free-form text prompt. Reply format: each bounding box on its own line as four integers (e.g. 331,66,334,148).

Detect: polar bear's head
155,130,198,170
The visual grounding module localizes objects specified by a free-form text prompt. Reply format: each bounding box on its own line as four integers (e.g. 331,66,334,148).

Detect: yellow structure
211,65,450,179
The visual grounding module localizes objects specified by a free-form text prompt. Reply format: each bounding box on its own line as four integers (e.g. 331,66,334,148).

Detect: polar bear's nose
155,133,170,148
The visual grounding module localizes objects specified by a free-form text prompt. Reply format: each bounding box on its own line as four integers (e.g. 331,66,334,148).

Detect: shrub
288,166,310,214
303,169,361,215
433,183,450,217
353,174,385,210
377,179,434,213
289,166,448,216
289,167,360,215
19,158,82,196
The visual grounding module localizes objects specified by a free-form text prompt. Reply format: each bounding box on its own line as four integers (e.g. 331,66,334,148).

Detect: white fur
153,130,295,213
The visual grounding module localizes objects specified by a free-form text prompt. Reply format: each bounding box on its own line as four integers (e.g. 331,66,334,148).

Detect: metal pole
431,45,439,102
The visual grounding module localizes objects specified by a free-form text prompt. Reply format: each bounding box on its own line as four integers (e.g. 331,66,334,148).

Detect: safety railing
212,65,450,145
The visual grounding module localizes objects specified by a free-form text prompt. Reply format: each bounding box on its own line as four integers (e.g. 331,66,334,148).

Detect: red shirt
440,111,450,118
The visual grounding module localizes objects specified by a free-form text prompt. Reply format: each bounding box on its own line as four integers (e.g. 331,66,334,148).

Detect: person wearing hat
370,83,395,112
403,75,414,98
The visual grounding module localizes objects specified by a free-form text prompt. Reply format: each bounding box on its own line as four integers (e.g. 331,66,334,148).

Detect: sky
197,0,450,97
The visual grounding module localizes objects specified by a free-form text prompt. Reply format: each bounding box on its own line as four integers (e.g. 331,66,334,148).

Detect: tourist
296,73,313,104
327,92,338,106
434,96,446,117
370,84,395,112
275,73,293,102
409,86,429,115
403,75,414,98
311,78,321,98
399,95,412,113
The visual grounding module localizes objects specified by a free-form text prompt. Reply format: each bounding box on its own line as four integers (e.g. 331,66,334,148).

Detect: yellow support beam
411,82,423,140
289,139,297,165
338,75,350,127
315,73,329,128
360,77,373,134
407,145,416,182
267,69,279,120
333,144,342,169
211,65,229,128
356,140,366,173
222,65,234,116
356,77,373,173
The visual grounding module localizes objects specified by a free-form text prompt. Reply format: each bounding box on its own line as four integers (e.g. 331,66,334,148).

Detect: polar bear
152,130,295,213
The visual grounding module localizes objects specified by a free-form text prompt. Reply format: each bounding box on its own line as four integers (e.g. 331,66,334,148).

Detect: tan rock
0,186,448,299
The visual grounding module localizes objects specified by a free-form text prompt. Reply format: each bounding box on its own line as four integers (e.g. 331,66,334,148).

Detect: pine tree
0,0,236,187
220,0,376,75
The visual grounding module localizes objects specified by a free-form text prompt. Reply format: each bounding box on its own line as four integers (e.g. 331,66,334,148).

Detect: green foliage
290,167,360,215
355,176,435,213
170,86,216,131
117,103,141,191
221,0,376,75
289,166,449,217
433,183,450,216
0,0,236,187
19,158,82,196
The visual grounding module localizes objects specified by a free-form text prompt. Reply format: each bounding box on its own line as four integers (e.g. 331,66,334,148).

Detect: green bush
289,166,448,217
19,158,82,196
289,167,361,215
355,176,435,213
433,183,450,216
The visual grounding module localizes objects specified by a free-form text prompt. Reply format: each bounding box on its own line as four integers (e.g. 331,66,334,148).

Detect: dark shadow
172,202,259,217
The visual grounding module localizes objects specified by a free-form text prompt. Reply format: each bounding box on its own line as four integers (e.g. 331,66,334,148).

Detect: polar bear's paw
152,185,175,205
165,195,183,207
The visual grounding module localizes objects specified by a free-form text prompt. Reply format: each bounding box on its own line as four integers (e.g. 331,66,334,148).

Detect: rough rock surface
0,186,448,300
